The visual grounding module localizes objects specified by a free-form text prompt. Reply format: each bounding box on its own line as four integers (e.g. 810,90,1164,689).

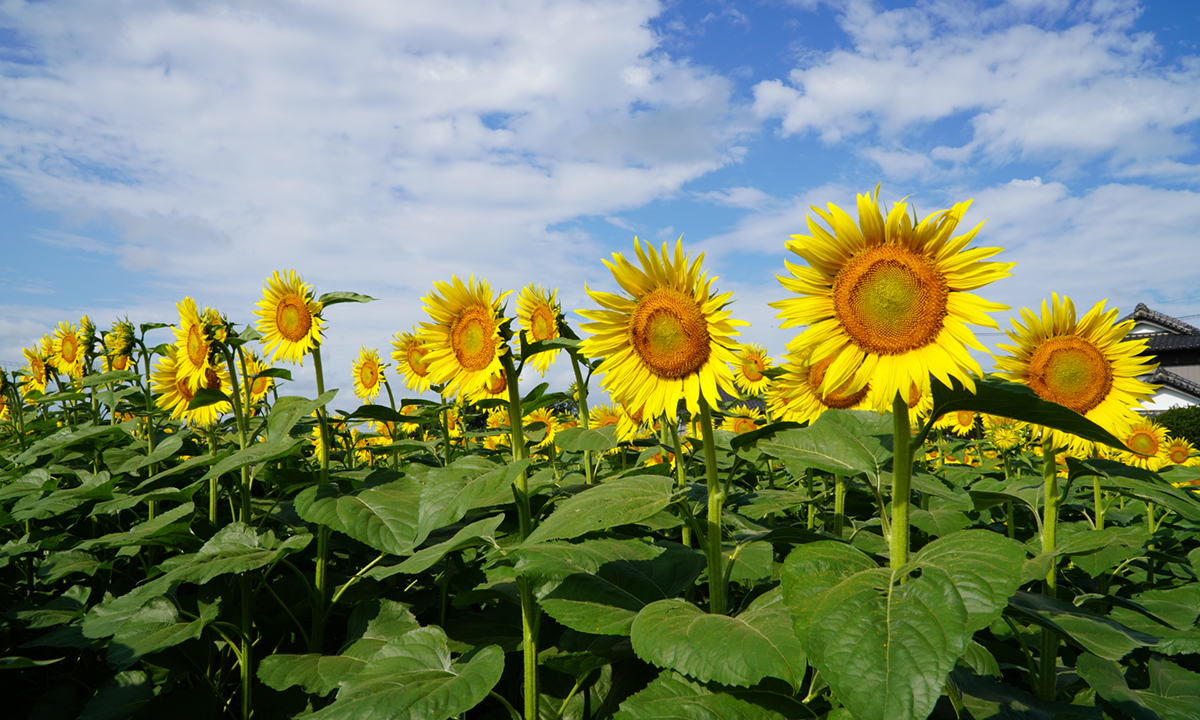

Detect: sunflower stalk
668,420,690,547
890,394,913,569
698,398,726,615
310,345,332,653
1039,438,1060,700
568,350,594,484
833,474,846,539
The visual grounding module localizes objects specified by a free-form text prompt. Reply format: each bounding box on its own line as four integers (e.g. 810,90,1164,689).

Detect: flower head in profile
105,318,136,370
517,284,562,376
52,320,87,379
242,349,274,405
256,270,325,365
351,347,385,402
772,186,1013,410
419,276,509,401
578,238,745,421
174,298,215,389
1165,436,1198,467
22,346,50,394
995,293,1157,452
392,329,435,394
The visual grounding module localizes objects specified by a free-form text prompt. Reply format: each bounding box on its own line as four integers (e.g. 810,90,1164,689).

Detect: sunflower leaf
525,475,677,544
318,291,377,307
187,387,229,411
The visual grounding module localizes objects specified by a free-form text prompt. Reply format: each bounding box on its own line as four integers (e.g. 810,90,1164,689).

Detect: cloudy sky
2,0,1198,406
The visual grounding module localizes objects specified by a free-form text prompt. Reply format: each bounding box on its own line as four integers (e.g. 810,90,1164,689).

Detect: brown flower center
629,288,710,379
1026,336,1113,414
832,244,948,355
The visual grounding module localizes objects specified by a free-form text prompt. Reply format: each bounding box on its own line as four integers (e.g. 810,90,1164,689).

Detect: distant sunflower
399,404,422,436
995,294,1157,451
351,347,385,402
473,368,509,402
392,329,435,394
1165,436,1198,467
255,270,325,365
721,406,764,435
517,284,562,376
732,344,773,395
103,354,131,372
590,404,620,429
766,348,872,425
578,238,745,420
22,347,50,394
105,318,135,356
152,346,230,427
771,186,1012,410
484,407,510,451
905,381,934,426
243,349,274,405
420,276,509,401
616,403,646,442
174,297,214,389
983,414,1028,453
52,320,87,379
934,410,977,437
1118,419,1168,471
525,407,561,448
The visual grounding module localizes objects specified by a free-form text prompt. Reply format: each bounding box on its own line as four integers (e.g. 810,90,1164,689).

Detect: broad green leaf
1058,523,1149,577
198,437,304,481
780,541,877,630
79,670,154,720
1098,474,1200,522
112,433,186,476
14,423,131,465
758,410,890,480
540,633,633,679
416,456,514,540
257,654,367,696
950,667,1101,720
371,515,504,577
77,502,196,550
931,376,1124,449
163,523,310,585
1110,585,1200,656
348,404,406,424
308,645,503,720
510,538,664,583
1008,591,1159,660
526,475,676,544
78,370,140,388
107,597,219,669
10,585,91,628
1077,653,1200,720
266,390,338,440
913,530,1026,632
317,291,378,307
555,426,619,453
186,386,229,410
0,656,64,669
630,598,805,688
614,671,787,720
294,477,422,555
37,550,105,583
910,509,970,538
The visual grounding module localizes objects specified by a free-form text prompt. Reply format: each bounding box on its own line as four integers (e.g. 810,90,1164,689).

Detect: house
1119,303,1200,415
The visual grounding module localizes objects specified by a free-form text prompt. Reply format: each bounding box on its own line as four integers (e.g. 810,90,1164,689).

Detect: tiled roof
1137,332,1200,351
1120,302,1200,336
1145,368,1200,400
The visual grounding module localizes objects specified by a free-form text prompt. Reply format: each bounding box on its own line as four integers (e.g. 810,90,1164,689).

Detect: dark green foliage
1158,404,1200,445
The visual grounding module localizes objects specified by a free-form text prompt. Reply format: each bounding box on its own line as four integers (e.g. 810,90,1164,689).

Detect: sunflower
256,270,325,365
517,284,562,376
105,318,135,355
1165,436,1198,467
52,320,87,379
995,294,1157,452
1117,419,1168,471
721,406,764,435
483,407,510,451
399,404,422,436
472,368,509,402
616,403,648,442
590,404,620,429
732,344,773,395
152,346,230,427
983,414,1028,453
351,347,385,402
443,405,464,439
392,329,435,394
524,407,561,448
103,354,131,373
766,348,872,424
243,349,274,405
79,316,97,361
578,238,745,421
420,277,510,401
772,186,1012,411
22,347,50,394
934,410,977,437
174,297,215,390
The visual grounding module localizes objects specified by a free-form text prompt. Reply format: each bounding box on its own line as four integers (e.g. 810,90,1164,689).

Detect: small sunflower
721,406,764,435
772,186,1013,410
1118,419,1168,471
982,414,1028,453
472,368,509,402
399,404,422,436
243,349,274,405
517,284,562,376
484,407,510,451
995,294,1157,452
524,407,561,448
934,410,977,437
52,320,87,379
103,353,132,372
1165,436,1198,467
392,329,435,394
420,277,510,401
732,344,773,395
152,346,230,427
22,346,50,394
444,405,464,439
174,297,215,390
590,404,620,429
351,347,385,402
256,270,325,365
578,238,746,421
766,348,872,425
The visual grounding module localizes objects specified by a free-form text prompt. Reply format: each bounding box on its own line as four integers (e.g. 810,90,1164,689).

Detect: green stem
1039,439,1059,700
207,431,220,524
310,345,331,653
669,420,690,547
805,469,816,530
699,398,725,615
890,394,912,570
382,379,399,469
1093,477,1105,531
569,351,594,484
833,474,846,539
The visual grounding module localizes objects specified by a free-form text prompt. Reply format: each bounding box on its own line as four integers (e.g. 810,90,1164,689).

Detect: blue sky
2,0,1199,405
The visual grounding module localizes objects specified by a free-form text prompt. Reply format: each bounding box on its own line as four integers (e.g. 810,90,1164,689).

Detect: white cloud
692,185,773,209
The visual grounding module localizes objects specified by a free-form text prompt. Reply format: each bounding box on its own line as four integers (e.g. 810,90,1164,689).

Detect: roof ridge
1119,303,1200,336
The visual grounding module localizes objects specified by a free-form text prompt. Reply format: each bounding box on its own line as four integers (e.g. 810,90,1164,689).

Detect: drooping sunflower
995,294,1157,451
152,346,230,427
721,406,764,435
934,410,978,437
255,270,325,365
420,277,510,401
174,297,215,390
351,347,385,402
517,284,562,376
22,346,50,394
1118,419,1168,471
772,186,1013,410
732,344,773,395
392,329,435,394
52,320,87,379
578,238,746,421
766,348,873,425
1165,436,1199,467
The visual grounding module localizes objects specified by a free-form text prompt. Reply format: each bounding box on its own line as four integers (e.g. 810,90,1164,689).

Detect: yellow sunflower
524,407,561,448
772,186,1012,410
484,407,510,451
444,405,464,439
616,403,648,442
766,348,872,424
255,270,325,365
732,344,773,395
995,294,1157,452
52,320,87,379
578,238,745,421
420,277,510,401
174,297,214,390
934,410,978,437
1165,436,1198,467
103,353,131,373
472,368,509,402
399,404,422,436
721,406,764,435
105,318,135,356
392,329,435,394
351,347,385,402
590,404,620,429
152,346,230,427
22,346,50,394
517,284,562,376
242,349,274,405
1118,419,1168,471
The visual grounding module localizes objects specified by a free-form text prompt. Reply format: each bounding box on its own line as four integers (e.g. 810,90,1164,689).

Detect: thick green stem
669,421,690,547
833,474,846,539
1039,439,1060,700
223,345,255,720
699,398,725,615
569,351,594,484
1093,477,1105,531
890,394,912,570
310,346,331,653
805,469,816,530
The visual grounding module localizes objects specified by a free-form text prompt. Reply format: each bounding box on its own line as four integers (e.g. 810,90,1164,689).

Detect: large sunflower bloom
174,297,215,390
52,320,87,379
419,276,510,401
578,238,745,420
22,347,50,394
152,346,231,427
392,329,435,394
732,343,772,395
517,284,562,376
772,187,1012,410
766,348,872,424
351,347,385,402
255,270,325,365
995,294,1157,451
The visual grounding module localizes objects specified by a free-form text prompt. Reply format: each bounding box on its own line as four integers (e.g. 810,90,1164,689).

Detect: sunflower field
4,188,1200,720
